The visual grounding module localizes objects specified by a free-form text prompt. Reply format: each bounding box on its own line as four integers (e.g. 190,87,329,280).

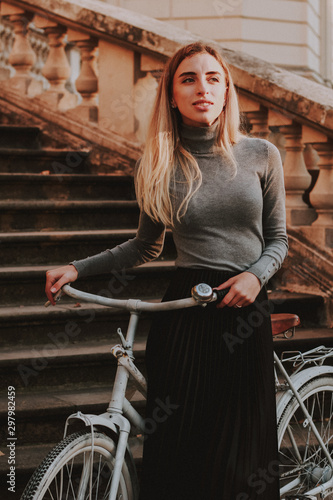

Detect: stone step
1,327,331,498
1,328,332,496
0,229,177,266
0,229,176,267
0,260,175,306
0,296,329,393
0,301,154,349
0,149,90,173
0,173,135,201
3,326,333,449
1,200,140,231
0,125,41,149
0,336,147,393
0,385,145,446
0,443,55,499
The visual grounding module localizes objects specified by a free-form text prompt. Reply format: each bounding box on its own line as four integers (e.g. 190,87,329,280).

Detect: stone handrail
0,0,333,255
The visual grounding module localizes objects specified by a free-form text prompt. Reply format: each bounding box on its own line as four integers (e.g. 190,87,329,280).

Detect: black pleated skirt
138,268,280,500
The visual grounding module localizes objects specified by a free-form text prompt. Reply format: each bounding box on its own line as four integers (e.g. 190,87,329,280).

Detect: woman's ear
170,98,177,109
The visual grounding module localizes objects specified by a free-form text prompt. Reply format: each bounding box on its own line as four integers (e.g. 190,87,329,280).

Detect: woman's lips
192,101,213,110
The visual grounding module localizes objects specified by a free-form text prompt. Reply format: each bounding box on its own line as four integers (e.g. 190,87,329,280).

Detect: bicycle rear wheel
278,376,333,499
21,430,139,500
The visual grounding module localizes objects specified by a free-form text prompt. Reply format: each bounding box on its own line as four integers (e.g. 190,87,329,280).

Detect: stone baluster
33,15,77,111
238,94,260,135
0,3,42,96
299,126,333,249
303,143,319,205
238,95,270,138
246,106,270,139
67,30,98,122
0,18,14,79
29,28,49,89
309,141,333,227
268,111,315,226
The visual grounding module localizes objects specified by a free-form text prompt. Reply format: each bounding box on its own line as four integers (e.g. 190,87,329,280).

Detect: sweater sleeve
71,210,166,278
246,141,288,286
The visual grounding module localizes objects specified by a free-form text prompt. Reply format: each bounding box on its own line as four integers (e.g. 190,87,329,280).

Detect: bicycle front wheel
21,430,139,500
278,376,333,499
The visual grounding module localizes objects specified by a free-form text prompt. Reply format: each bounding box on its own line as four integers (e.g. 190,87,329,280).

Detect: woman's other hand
45,265,78,305
214,272,261,309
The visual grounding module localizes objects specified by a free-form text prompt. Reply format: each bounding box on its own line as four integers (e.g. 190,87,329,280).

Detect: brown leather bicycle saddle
271,313,301,336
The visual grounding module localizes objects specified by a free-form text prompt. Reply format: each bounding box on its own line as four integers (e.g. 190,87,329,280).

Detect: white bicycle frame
62,283,208,500
61,283,333,500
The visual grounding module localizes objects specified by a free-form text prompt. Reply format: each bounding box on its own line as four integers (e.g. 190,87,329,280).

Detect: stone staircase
0,123,331,497
0,123,176,497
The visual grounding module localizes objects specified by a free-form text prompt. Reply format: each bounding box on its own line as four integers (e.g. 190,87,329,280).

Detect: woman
46,42,288,499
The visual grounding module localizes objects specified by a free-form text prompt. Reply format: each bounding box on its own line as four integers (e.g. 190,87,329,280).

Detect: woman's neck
180,121,219,154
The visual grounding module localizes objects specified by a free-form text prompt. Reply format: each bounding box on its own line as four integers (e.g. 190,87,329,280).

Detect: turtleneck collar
180,121,219,154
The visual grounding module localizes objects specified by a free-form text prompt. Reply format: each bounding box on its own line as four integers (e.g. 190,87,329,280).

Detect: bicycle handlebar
61,283,229,313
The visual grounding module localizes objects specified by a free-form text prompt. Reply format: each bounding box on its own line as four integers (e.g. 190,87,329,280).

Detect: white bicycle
21,283,333,500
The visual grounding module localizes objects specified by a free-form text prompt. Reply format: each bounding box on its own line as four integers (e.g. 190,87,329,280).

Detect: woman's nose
196,79,209,95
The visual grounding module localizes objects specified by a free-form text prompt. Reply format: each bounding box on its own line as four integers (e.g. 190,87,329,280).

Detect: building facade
103,0,333,87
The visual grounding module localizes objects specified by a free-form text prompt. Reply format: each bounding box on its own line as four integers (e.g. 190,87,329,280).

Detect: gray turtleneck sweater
72,124,288,287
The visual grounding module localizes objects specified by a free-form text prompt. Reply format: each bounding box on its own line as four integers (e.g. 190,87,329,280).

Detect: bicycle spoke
278,379,333,498
304,394,316,462
95,454,102,500
77,451,93,500
66,457,77,499
47,488,56,500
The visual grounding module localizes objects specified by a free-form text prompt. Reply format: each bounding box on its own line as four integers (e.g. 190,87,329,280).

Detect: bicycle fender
276,365,333,422
65,411,130,436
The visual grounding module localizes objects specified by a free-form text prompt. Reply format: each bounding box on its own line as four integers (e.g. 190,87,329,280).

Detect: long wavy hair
135,42,242,227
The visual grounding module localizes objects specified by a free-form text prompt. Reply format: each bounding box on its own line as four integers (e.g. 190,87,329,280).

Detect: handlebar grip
214,288,230,304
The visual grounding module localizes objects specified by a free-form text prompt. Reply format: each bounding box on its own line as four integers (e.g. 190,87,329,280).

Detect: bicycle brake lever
117,328,130,348
44,289,64,307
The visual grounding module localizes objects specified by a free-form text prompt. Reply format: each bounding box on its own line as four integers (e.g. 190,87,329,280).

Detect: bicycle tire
20,430,139,500
277,376,333,500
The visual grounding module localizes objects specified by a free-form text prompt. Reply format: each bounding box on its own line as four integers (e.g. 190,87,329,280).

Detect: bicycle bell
191,283,213,303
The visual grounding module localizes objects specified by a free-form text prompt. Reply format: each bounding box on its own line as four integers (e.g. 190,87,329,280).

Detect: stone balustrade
0,14,50,89
0,0,332,252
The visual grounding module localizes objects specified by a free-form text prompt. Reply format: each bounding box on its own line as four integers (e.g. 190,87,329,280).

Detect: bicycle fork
108,425,131,500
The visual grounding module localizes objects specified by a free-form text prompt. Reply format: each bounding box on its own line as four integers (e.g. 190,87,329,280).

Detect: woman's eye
209,77,220,83
182,77,194,83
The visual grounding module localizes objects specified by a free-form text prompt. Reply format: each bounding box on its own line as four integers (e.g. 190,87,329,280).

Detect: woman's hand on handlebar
214,272,261,309
45,265,78,305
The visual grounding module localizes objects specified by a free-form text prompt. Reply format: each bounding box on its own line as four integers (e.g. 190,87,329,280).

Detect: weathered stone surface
0,84,141,173
7,0,333,136
277,226,333,326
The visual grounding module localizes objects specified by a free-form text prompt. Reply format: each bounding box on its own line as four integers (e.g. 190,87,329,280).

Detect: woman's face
172,52,228,128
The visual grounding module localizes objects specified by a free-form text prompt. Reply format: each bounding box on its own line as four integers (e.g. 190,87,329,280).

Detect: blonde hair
135,42,242,227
